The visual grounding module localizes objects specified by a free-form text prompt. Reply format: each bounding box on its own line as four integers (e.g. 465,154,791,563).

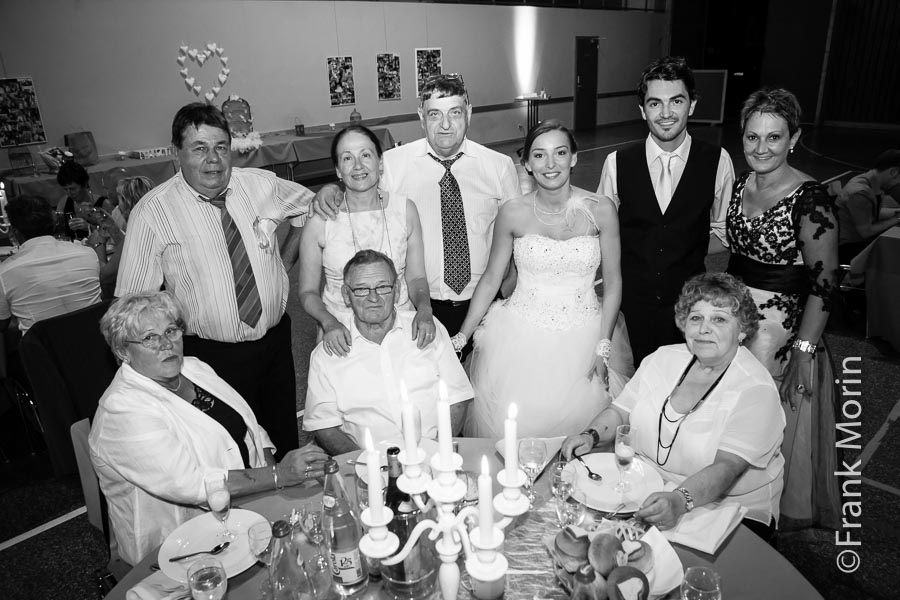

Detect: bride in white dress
455,120,630,439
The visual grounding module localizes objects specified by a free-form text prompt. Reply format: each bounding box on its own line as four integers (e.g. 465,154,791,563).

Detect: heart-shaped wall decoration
176,42,230,104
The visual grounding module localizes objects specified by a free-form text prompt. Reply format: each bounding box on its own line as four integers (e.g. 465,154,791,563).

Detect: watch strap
675,486,694,512
581,428,601,448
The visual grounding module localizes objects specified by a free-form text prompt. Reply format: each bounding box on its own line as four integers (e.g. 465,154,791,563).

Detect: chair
6,146,36,177
19,300,118,476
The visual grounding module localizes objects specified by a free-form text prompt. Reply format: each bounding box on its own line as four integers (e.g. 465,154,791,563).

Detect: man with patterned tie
597,57,735,366
116,103,314,454
315,74,521,358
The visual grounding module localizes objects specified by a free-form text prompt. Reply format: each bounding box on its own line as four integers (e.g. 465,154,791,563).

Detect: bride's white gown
465,234,628,439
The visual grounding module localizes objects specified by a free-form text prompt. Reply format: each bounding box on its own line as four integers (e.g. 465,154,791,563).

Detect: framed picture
327,56,356,107
377,53,401,101
0,77,47,148
415,48,442,97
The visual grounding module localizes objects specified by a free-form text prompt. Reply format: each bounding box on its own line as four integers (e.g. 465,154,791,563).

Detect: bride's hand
591,356,609,388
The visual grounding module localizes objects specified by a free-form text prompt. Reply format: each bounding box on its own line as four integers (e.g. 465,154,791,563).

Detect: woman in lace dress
456,120,631,438
299,125,435,357
726,88,841,530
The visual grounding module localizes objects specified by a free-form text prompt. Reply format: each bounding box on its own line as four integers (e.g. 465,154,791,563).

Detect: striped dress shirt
115,167,314,342
381,138,521,301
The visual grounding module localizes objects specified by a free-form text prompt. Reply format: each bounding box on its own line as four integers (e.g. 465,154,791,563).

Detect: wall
0,1,664,158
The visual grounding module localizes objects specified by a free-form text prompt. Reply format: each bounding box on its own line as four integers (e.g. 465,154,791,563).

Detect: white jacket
89,357,273,565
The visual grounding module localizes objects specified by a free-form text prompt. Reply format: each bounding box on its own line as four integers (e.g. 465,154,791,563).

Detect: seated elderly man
304,250,473,454
836,149,900,263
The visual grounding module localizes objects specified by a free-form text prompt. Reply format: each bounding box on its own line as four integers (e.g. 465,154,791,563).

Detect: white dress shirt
304,311,473,446
597,134,734,246
0,236,101,333
381,138,521,300
116,168,314,342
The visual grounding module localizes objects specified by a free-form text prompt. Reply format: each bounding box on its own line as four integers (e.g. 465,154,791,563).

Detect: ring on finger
796,384,806,393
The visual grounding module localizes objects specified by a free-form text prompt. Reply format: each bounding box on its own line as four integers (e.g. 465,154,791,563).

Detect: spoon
575,454,603,481
605,502,627,519
168,541,230,562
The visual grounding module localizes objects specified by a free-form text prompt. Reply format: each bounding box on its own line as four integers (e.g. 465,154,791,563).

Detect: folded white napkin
126,571,189,600
662,501,747,554
640,526,683,597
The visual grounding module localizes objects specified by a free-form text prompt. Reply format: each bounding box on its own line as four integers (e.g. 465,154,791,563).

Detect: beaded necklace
532,191,569,227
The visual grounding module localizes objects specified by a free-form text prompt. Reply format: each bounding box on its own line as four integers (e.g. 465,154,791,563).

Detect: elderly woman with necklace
562,273,785,540
299,125,435,356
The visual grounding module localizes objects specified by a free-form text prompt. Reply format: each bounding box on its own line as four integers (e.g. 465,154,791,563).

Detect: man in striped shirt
116,103,314,455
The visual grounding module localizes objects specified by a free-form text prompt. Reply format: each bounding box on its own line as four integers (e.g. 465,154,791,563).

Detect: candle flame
508,403,518,420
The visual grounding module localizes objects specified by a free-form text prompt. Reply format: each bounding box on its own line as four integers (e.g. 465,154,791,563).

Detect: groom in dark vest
597,56,734,365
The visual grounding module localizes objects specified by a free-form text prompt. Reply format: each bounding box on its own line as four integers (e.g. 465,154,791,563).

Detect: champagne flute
518,438,547,508
205,474,234,541
555,490,587,528
188,557,228,600
248,521,274,567
299,503,330,580
614,424,636,494
549,460,573,500
680,566,722,600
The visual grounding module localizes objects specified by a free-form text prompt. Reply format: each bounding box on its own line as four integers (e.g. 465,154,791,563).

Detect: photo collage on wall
415,48,442,97
0,77,47,148
325,48,442,107
327,56,356,107
377,53,401,101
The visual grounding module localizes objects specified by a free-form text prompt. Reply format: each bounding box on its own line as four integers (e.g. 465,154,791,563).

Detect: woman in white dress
455,120,629,439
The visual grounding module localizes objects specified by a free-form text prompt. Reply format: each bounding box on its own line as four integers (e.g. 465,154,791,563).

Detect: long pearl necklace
344,190,394,260
532,191,569,227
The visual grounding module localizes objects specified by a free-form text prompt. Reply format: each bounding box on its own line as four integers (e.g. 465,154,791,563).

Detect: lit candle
437,381,453,466
0,182,6,219
504,403,518,480
400,380,418,458
364,429,383,520
478,455,493,547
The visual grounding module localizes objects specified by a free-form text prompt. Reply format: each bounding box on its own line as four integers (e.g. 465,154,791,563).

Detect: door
574,37,599,131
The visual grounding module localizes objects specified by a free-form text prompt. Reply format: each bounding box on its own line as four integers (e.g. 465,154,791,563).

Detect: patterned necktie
430,153,470,295
207,194,262,327
658,153,674,210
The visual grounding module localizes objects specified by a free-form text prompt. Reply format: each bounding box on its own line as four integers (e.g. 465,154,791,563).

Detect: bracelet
674,486,694,512
792,339,817,354
272,464,282,490
581,428,601,448
594,338,611,358
450,332,468,352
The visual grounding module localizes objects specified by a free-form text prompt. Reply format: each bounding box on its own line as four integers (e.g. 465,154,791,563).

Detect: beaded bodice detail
504,234,601,330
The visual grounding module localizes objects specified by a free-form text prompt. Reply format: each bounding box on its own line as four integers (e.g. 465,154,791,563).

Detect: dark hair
674,272,760,340
521,119,577,166
342,249,397,282
7,195,55,241
171,102,231,149
874,149,900,171
420,73,469,105
739,88,802,137
330,125,384,167
56,161,90,188
637,56,697,106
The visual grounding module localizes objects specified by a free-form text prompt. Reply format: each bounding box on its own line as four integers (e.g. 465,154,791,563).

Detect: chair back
20,300,118,475
71,418,105,532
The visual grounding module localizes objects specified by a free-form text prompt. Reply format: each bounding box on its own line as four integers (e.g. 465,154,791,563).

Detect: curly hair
674,272,760,340
637,56,696,106
739,88,802,137
100,291,185,361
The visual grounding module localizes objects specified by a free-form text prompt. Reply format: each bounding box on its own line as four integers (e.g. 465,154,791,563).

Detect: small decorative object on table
350,108,362,123
222,95,262,153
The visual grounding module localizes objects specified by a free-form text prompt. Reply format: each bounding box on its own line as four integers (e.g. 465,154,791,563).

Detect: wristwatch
792,339,817,354
581,428,601,448
675,487,694,513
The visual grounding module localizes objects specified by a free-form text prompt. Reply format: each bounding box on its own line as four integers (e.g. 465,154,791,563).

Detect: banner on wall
415,48,442,97
327,56,356,107
377,53,401,101
0,77,47,148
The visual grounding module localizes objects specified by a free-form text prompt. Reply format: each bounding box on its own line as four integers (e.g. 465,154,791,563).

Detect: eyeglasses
348,283,395,298
125,325,185,350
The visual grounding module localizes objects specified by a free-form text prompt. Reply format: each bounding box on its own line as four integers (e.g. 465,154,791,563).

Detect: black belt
727,254,808,296
430,298,470,308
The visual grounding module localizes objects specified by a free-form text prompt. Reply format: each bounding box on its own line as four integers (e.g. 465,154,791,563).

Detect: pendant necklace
344,190,394,260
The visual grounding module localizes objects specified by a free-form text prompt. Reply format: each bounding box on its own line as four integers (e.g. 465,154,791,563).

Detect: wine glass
518,438,547,508
205,474,234,541
188,557,228,600
549,460,573,500
248,521,274,567
614,425,636,494
680,566,722,600
555,490,587,528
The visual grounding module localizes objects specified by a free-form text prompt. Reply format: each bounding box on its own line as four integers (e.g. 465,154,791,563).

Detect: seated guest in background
89,291,328,565
55,161,112,240
836,149,900,263
299,125,434,357
562,273,785,540
0,195,101,334
304,250,472,455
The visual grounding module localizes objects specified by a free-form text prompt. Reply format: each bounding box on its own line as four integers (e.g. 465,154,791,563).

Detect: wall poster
376,53,401,101
415,48,442,97
327,56,356,107
0,77,47,147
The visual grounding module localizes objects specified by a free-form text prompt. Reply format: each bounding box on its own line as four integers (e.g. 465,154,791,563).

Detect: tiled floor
1,121,898,599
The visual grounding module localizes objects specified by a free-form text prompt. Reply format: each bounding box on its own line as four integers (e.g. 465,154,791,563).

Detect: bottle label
323,494,336,509
330,548,365,585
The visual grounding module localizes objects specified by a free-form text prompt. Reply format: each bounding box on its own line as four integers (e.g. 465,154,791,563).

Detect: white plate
159,508,267,583
564,453,663,513
355,437,440,485
493,436,565,478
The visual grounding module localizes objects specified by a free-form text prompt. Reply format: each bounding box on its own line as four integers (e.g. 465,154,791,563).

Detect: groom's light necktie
657,152,675,212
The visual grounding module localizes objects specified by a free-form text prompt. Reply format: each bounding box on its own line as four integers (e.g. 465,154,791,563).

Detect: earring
790,147,794,154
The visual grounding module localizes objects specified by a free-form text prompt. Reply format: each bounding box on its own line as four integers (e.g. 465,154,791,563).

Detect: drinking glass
188,557,228,600
555,491,586,528
549,460,573,500
614,425,636,494
680,566,722,600
248,521,274,567
298,502,330,584
518,438,548,508
205,474,234,541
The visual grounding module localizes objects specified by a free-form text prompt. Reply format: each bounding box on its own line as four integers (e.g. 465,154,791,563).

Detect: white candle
364,429,383,520
478,455,493,547
504,403,518,480
399,380,418,458
437,381,453,466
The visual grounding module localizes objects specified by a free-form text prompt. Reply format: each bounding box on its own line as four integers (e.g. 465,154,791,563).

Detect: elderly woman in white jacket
89,291,327,565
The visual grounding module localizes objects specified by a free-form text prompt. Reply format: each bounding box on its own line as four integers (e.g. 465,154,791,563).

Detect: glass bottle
270,519,315,600
569,564,595,600
322,459,369,596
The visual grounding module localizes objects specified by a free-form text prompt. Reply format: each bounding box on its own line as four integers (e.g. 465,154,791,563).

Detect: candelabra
0,183,10,234
359,445,529,600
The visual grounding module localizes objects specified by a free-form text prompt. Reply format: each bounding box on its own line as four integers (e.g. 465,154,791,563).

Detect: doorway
574,37,599,131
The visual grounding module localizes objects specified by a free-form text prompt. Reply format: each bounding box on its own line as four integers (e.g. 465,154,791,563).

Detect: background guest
55,161,112,240
835,149,900,263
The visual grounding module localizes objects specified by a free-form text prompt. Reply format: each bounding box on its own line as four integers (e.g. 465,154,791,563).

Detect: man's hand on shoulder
312,184,344,220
